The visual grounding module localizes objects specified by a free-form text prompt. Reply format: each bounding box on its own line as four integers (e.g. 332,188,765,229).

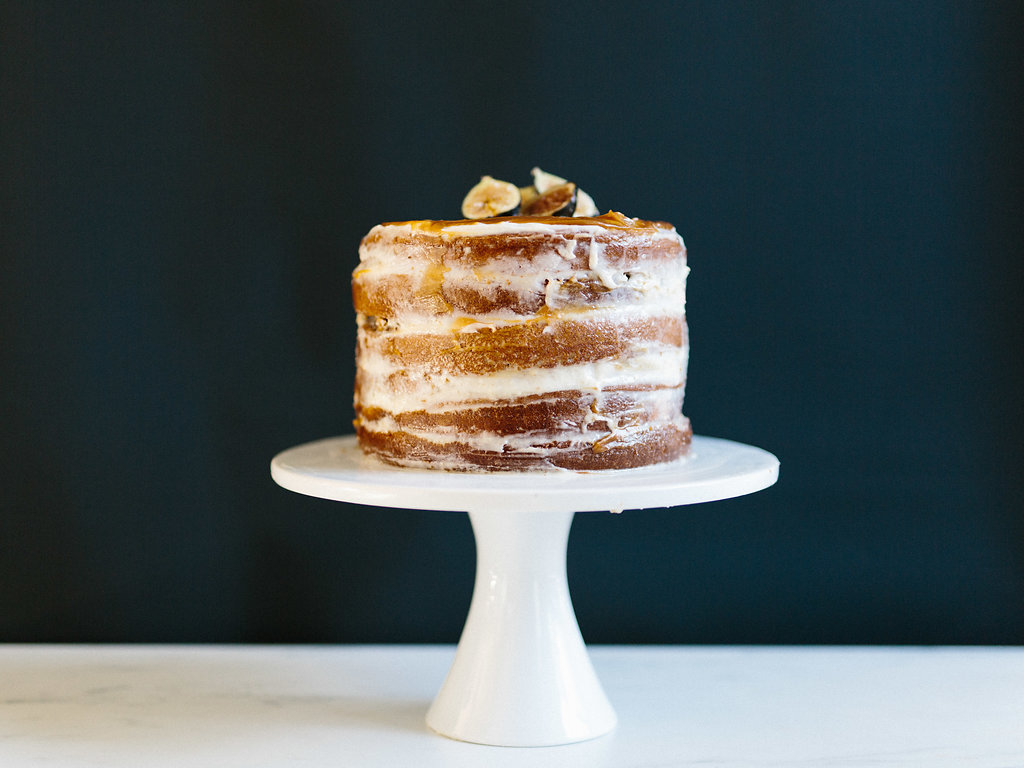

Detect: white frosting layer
359,418,676,456
358,256,686,289
357,346,688,413
357,299,685,334
435,220,680,240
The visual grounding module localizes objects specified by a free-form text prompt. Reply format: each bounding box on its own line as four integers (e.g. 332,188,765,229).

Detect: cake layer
356,417,692,471
356,386,684,436
353,268,683,318
353,213,688,320
358,214,684,274
357,315,684,376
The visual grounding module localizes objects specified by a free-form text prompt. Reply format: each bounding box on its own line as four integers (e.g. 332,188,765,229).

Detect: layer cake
352,175,691,471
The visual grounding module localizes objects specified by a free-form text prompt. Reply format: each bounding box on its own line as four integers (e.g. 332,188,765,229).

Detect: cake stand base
426,508,614,745
271,435,779,746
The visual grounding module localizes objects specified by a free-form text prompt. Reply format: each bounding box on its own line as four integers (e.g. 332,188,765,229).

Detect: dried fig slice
531,167,567,193
531,167,598,216
522,182,578,216
519,184,539,211
573,188,599,217
461,176,521,219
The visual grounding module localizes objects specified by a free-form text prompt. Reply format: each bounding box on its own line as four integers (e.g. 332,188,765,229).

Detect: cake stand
270,435,779,747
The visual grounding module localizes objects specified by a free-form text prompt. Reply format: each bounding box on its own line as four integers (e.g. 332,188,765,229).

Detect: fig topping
573,188,599,217
532,167,598,216
461,176,521,219
531,167,567,193
519,184,539,211
522,182,578,216
460,169,599,218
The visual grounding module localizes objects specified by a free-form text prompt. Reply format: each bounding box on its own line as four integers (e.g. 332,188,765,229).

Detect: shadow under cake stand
271,434,779,747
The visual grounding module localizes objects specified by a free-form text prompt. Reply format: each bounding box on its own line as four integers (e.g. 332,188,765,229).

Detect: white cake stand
271,434,779,747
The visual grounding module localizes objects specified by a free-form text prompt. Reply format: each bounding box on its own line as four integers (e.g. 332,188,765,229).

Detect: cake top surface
372,212,677,235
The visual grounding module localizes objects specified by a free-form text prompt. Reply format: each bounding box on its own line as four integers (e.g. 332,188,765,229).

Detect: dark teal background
2,1,1022,643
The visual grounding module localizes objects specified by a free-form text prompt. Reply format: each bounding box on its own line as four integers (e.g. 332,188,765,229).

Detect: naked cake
352,169,691,471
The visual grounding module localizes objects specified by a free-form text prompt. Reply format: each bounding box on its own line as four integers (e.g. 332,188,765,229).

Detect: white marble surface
1,645,1022,767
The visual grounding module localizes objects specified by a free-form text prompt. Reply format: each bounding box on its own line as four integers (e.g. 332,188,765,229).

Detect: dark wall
2,1,1022,643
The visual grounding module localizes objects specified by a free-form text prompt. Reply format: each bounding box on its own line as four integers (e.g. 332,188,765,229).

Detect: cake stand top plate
271,435,779,514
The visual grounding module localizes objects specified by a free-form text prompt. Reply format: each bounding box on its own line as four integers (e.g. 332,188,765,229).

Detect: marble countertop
1,644,1022,767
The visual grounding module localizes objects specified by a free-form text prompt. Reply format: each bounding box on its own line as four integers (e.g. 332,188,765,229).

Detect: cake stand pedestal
271,435,779,747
